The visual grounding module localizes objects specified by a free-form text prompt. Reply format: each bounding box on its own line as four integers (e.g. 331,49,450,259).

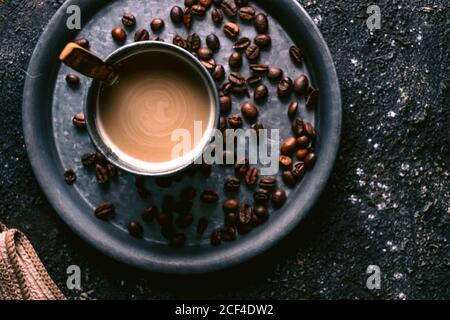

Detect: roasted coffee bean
184,0,197,7
74,38,89,49
191,4,206,15
157,211,173,226
306,87,318,108
219,95,232,114
107,163,117,178
254,13,269,33
245,167,258,186
282,171,297,187
211,8,224,23
245,44,260,60
225,212,238,227
72,112,85,128
94,203,115,220
293,75,309,95
128,221,143,238
229,72,245,86
134,175,149,197
289,45,303,65
296,135,309,148
121,14,136,27
239,6,255,21
206,34,220,51
292,118,304,136
223,198,239,213
267,67,283,81
229,51,242,68
183,8,193,28
254,188,269,203
173,35,188,49
279,155,293,170
162,195,176,213
111,27,126,42
219,115,228,133
296,149,308,160
233,37,251,50
199,0,213,8
221,227,237,241
249,64,268,73
221,0,238,17
277,76,293,98
251,122,264,136
241,102,258,121
254,84,268,101
81,152,96,167
288,101,298,119
150,18,165,32
134,28,149,41
304,152,316,169
201,58,216,71
259,176,276,189
161,224,176,240
304,122,316,138
228,114,242,128
187,33,201,51
235,158,249,176
150,36,164,42
64,169,76,185
210,228,222,246
170,6,184,24
176,213,194,229
292,161,306,179
212,64,225,81
222,82,233,95
254,34,271,48
156,176,172,188
197,47,213,60
169,233,186,248
95,151,107,164
197,217,208,235
246,75,262,86
253,205,268,224
232,85,249,96
224,22,239,38
237,202,253,234
65,73,80,87
224,176,240,192
281,137,297,155
201,190,219,203
180,186,197,201
141,205,158,222
272,189,287,208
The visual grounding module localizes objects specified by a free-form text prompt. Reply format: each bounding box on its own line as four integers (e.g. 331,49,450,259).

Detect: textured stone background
0,0,449,299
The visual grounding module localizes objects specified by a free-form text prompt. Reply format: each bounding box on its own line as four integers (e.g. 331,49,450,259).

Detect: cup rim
84,41,220,176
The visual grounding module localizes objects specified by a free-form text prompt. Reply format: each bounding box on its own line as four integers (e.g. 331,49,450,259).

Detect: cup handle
59,43,119,85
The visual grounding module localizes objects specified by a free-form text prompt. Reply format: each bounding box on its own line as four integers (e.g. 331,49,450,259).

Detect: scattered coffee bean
191,4,206,15
201,58,216,71
197,217,209,235
201,190,219,203
210,228,222,246
180,186,197,202
232,85,249,96
169,233,186,248
253,205,269,224
235,0,248,6
267,67,283,81
241,102,258,121
288,101,298,119
245,167,258,186
74,38,89,49
185,0,197,6
197,47,213,60
235,158,249,176
107,163,117,178
292,161,305,179
233,37,251,50
277,76,293,98
254,13,269,33
64,169,76,185
225,212,238,227
72,112,86,129
254,188,269,204
221,0,238,17
121,14,136,27
224,22,239,38
111,27,126,42
187,33,201,51
222,82,233,95
162,195,176,213
246,75,262,86
289,45,303,65
254,34,271,48
296,149,309,160
199,0,213,6
304,152,316,169
221,227,237,241
245,44,260,60
134,28,149,42
237,202,253,234
229,51,242,68
279,155,293,170
249,63,268,73
81,152,96,167
157,211,173,226
150,36,164,42
211,8,224,23
95,164,109,184
282,171,297,187
306,87,318,108
94,203,115,220
293,75,309,95
150,18,165,32
229,72,246,86
135,175,149,197
281,137,297,154
206,34,220,51
251,122,264,136
223,198,239,213
176,213,194,229
95,151,107,164
228,114,242,128
239,6,255,21
304,122,316,138
272,189,287,208
141,205,158,222
224,176,240,192
220,95,232,114
292,118,304,136
173,34,188,49
254,84,268,101
212,64,225,81
128,221,143,238
183,8,193,28
65,74,80,86
170,6,184,24
259,176,276,189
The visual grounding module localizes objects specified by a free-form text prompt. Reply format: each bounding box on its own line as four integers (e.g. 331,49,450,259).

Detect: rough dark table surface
0,0,449,299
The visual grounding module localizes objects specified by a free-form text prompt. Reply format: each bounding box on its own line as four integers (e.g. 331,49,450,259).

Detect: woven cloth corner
0,223,65,300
